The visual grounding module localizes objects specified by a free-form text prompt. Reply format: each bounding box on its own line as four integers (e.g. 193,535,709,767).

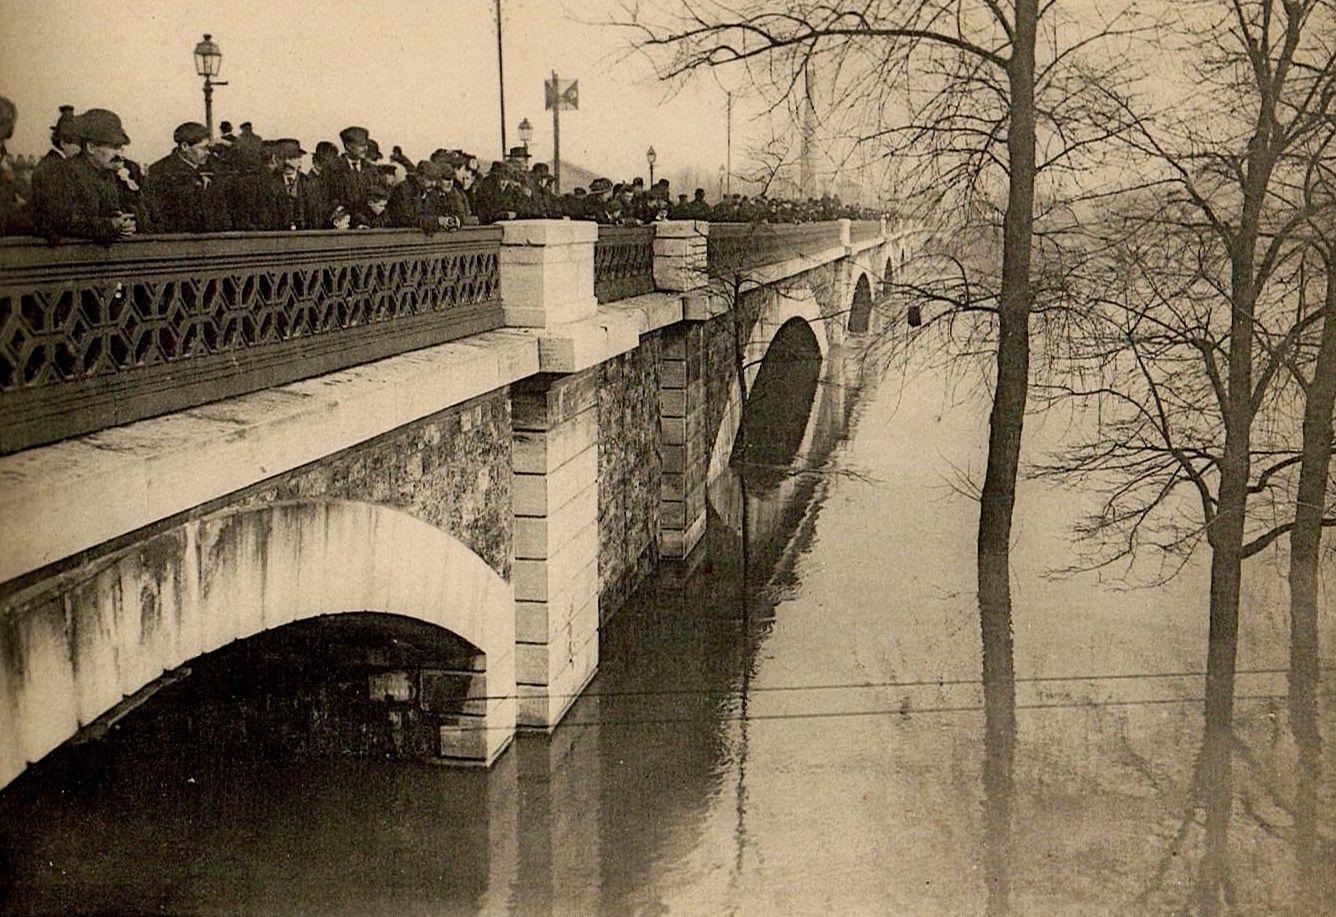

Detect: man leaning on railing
29,108,139,243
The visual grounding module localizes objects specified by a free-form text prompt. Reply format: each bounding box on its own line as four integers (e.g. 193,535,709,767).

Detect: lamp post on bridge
518,118,533,155
646,145,657,186
192,34,227,137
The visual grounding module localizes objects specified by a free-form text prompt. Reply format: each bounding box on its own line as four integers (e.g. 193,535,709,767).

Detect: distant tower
799,60,817,197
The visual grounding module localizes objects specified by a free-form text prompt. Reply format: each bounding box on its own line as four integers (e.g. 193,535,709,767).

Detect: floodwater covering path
1,334,1333,916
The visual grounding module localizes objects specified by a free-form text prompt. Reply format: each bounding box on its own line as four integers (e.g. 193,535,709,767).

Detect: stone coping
511,291,685,373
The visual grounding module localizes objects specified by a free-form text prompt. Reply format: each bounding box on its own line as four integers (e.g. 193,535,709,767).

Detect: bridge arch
847,272,874,334
880,256,895,300
708,282,829,487
0,499,515,788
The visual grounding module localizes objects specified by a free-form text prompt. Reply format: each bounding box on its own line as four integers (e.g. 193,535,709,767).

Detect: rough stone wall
245,389,513,579
596,331,664,618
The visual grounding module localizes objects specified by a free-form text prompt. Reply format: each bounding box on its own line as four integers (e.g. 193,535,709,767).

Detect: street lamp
646,145,657,186
517,118,533,154
193,33,227,136
717,163,726,201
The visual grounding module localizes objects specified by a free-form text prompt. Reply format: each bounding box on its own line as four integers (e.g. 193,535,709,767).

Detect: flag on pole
545,78,579,111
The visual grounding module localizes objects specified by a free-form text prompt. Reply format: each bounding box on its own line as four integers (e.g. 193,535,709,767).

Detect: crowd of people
0,100,883,243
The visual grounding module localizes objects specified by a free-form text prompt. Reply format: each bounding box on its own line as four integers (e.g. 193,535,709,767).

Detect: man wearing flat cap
326,125,376,218
30,108,138,242
145,121,227,233
273,138,308,229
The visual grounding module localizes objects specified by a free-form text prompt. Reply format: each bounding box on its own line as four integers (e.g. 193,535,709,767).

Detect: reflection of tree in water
981,595,1016,917
1123,595,1334,916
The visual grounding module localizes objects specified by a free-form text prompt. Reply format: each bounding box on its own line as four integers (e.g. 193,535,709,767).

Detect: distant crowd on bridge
0,100,885,244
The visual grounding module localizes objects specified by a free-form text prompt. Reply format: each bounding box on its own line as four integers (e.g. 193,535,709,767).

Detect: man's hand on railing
111,212,137,238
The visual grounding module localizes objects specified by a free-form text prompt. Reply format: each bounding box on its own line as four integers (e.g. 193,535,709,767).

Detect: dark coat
300,169,334,230
474,174,529,224
144,151,228,233
324,155,376,214
225,170,292,232
442,184,477,226
29,153,125,242
0,153,27,236
27,149,71,230
387,176,451,232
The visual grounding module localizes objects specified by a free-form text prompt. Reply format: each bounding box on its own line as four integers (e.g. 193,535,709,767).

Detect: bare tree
617,4,1148,913
1286,140,1336,893
1032,3,1336,908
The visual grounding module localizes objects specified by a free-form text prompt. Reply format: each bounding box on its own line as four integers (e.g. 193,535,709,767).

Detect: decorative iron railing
0,227,503,453
706,222,847,276
593,226,656,303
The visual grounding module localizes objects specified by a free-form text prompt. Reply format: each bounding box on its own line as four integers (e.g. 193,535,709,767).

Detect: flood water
1,332,1333,916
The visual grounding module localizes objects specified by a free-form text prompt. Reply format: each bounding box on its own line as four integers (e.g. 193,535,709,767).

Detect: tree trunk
1198,172,1266,914
978,3,1037,914
1288,256,1335,891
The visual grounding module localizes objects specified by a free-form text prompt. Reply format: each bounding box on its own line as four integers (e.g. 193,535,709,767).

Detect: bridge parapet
0,228,503,455
706,222,847,276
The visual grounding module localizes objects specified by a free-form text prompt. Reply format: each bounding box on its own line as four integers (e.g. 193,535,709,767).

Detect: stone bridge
0,216,922,790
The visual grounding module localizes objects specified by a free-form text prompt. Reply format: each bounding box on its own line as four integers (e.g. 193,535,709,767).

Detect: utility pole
551,70,561,193
495,0,507,158
725,90,733,196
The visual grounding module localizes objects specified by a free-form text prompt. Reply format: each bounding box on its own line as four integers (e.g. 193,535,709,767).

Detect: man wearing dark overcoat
388,160,456,232
144,121,226,233
325,126,376,217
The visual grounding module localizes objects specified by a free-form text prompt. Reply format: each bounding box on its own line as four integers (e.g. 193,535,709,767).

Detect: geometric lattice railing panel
707,222,846,277
594,225,656,304
0,227,502,453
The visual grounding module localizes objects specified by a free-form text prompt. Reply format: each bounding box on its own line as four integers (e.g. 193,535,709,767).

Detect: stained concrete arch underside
0,499,516,790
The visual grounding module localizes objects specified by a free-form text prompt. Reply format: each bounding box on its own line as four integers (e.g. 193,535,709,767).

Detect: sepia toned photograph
0,1,1333,914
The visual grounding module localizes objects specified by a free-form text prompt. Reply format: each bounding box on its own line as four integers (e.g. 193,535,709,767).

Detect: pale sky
0,0,762,189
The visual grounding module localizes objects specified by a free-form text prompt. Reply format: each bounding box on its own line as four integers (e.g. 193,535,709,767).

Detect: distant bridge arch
847,273,874,334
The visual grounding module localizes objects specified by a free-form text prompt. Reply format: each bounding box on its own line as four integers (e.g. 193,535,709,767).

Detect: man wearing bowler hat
30,108,137,242
145,121,226,233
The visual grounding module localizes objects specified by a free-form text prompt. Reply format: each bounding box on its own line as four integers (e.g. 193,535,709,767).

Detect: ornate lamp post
193,34,227,136
646,145,657,186
518,117,533,153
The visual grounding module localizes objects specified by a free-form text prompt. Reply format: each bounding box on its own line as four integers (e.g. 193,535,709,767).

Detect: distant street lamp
192,34,228,136
518,117,533,153
646,145,657,186
717,163,726,201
